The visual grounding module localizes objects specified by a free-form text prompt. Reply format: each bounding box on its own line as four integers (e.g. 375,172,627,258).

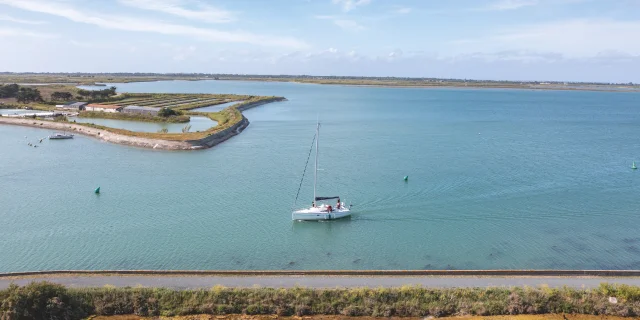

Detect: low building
55,101,87,111
86,104,123,113
122,105,161,116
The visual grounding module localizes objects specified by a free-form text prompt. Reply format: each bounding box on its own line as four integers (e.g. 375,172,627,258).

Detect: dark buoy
94,187,100,194
403,176,408,181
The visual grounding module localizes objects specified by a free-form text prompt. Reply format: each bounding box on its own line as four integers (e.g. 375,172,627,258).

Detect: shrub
4,281,640,319
0,282,90,320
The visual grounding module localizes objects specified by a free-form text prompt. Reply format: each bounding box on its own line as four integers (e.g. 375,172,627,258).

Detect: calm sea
1,80,640,271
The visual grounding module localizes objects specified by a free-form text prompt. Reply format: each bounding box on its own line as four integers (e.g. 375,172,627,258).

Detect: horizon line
1,72,637,85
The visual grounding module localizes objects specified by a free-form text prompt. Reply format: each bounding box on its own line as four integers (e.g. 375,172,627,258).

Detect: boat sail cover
315,196,340,201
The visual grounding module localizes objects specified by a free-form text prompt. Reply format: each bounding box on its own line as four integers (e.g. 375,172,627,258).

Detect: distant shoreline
206,78,638,93
74,79,640,93
2,74,638,93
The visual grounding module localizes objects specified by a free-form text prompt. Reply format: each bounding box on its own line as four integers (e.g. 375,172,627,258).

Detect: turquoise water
68,116,216,133
0,109,49,115
2,80,640,271
191,101,241,112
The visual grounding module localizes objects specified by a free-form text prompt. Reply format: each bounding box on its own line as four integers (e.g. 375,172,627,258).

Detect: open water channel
1,80,640,271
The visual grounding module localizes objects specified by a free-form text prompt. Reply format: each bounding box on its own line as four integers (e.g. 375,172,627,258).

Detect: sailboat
633,161,637,170
292,121,351,221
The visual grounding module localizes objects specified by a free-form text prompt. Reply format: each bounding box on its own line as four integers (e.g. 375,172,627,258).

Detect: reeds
3,282,640,319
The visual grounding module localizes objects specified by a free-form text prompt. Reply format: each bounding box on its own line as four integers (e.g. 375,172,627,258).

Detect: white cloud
332,0,371,12
0,14,47,24
118,0,235,23
315,15,365,31
388,49,403,58
0,0,307,49
393,7,412,14
173,45,197,61
450,19,640,58
315,15,337,20
0,27,57,38
477,0,539,11
333,19,365,31
452,51,563,63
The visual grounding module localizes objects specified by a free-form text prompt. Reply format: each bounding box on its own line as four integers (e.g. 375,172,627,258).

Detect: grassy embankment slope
77,111,190,124
2,282,640,319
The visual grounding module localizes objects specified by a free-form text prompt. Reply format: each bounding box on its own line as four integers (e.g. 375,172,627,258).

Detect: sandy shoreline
0,117,194,150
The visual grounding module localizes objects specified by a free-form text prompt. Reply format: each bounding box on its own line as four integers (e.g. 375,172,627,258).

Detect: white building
123,105,161,116
85,104,123,113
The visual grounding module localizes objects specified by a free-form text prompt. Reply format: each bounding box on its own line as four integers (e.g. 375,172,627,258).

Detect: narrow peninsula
0,83,286,150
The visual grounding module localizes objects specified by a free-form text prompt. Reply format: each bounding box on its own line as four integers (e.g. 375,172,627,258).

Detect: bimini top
315,196,340,201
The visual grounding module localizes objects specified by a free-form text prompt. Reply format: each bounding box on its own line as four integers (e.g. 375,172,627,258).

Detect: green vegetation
78,111,189,123
158,107,180,117
0,83,123,110
16,87,43,103
50,91,74,101
0,83,43,103
3,282,640,319
0,84,19,98
77,87,117,100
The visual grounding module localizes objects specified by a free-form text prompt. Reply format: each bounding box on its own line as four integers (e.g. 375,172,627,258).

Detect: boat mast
313,120,319,204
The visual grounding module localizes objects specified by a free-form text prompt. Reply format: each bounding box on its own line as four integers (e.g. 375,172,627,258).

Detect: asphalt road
2,275,640,289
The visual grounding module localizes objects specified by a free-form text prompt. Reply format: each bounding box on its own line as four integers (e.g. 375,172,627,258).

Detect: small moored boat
49,132,74,140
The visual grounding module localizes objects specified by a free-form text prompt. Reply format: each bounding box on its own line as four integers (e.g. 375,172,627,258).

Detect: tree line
1,83,43,103
16,87,43,103
77,86,117,99
51,91,73,101
0,83,118,104
0,84,19,98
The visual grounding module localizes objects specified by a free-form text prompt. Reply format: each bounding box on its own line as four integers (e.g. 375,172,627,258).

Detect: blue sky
1,0,639,82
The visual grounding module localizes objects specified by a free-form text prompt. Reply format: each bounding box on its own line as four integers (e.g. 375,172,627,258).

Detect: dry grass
90,315,639,320
6,282,640,319
25,84,80,100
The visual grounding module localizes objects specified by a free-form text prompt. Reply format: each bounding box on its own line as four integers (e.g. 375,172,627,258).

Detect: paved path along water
2,275,640,289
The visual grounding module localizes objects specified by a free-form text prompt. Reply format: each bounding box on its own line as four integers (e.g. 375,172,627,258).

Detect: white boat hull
49,133,74,139
292,204,351,221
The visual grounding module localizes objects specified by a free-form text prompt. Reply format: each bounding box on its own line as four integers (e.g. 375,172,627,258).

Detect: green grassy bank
2,282,640,319
77,111,190,123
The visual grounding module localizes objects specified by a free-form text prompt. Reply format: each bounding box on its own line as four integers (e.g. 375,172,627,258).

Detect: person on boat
327,205,333,213
336,198,341,209
312,201,316,208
